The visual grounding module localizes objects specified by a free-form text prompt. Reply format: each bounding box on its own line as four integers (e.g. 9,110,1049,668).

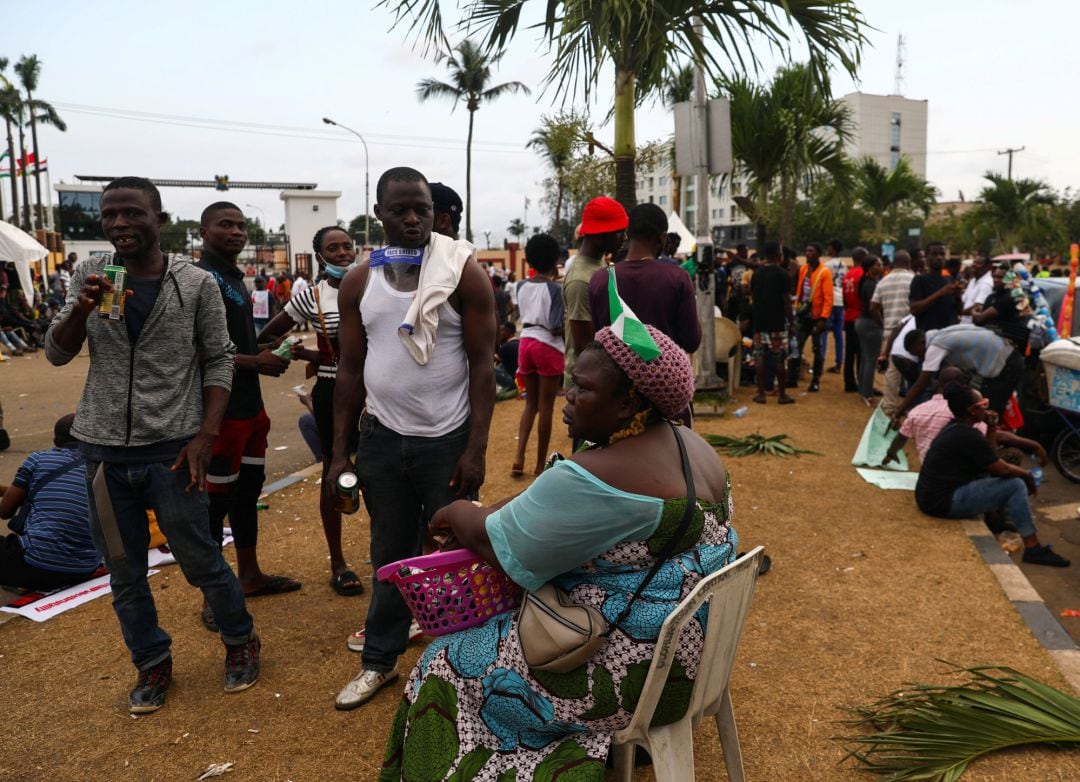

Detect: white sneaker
346,620,423,653
334,668,399,710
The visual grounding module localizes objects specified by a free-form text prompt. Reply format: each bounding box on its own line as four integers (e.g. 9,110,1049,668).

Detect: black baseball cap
429,182,463,231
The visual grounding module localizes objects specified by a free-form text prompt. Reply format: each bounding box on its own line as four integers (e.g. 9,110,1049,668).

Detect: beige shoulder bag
517,423,697,673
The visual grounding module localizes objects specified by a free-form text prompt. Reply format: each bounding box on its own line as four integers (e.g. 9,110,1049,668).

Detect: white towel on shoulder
398,232,475,365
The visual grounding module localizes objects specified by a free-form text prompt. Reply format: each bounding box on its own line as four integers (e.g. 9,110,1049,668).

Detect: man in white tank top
328,167,496,710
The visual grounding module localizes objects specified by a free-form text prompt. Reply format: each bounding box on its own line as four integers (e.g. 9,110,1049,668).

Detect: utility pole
997,146,1025,180
693,17,718,389
322,117,370,249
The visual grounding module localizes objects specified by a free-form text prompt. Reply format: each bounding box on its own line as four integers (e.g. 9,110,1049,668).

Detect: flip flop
244,574,302,598
330,570,364,597
510,461,524,478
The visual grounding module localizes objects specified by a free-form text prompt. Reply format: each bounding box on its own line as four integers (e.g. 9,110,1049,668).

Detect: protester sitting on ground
893,323,1023,420
257,225,362,597
751,241,795,405
380,324,739,779
494,322,519,392
883,367,1049,465
0,414,99,591
915,384,1068,567
973,264,1032,351
588,203,701,354
0,284,42,349
512,234,565,478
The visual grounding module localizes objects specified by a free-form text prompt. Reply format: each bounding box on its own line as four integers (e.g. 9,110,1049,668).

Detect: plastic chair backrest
714,317,741,360
612,546,764,742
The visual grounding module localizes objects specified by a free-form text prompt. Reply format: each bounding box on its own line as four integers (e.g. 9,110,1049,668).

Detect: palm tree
855,156,937,242
724,63,852,246
382,0,866,211
973,172,1056,253
527,110,586,244
416,39,530,242
14,55,66,231
0,59,19,225
663,64,695,214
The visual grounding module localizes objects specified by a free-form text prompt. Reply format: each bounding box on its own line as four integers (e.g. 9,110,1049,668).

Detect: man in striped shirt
869,251,915,416
0,414,99,590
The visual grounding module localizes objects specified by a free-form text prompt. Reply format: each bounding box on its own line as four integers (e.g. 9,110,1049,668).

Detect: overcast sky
5,0,1077,245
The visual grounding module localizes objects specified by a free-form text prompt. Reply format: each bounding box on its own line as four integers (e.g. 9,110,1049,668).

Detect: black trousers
0,533,97,591
843,321,860,390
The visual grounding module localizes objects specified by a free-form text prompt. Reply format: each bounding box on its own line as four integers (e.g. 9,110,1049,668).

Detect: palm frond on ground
841,664,1080,781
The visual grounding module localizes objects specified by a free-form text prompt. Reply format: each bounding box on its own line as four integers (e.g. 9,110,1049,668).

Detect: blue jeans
355,414,471,672
85,459,254,670
947,477,1036,538
820,306,844,366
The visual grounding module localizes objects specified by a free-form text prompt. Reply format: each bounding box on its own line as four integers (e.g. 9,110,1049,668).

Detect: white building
280,189,340,273
841,91,929,178
636,91,929,248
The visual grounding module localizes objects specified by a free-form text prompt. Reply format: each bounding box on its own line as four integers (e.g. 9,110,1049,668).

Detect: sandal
510,461,524,478
330,569,364,597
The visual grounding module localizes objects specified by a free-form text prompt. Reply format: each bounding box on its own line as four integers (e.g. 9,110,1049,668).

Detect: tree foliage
381,0,867,208
416,38,530,242
348,214,385,245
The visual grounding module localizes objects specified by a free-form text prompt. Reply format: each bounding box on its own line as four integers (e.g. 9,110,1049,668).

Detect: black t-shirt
195,253,263,420
498,338,520,377
124,273,163,344
915,422,999,517
750,264,791,332
858,275,878,314
910,273,958,331
982,290,1030,350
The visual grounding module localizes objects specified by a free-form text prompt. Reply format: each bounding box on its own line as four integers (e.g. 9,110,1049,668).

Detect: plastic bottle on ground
733,406,749,418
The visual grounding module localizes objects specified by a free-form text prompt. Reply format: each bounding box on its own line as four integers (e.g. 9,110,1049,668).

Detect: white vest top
360,267,469,437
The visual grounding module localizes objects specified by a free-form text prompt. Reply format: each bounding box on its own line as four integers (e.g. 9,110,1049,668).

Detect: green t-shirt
562,254,605,388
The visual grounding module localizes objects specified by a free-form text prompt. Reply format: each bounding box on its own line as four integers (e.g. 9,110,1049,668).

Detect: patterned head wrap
594,325,695,419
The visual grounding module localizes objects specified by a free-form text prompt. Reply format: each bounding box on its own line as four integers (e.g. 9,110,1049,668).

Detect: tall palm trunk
465,104,475,242
17,121,30,230
613,67,636,212
554,177,564,241
26,87,44,230
672,173,682,214
3,118,16,225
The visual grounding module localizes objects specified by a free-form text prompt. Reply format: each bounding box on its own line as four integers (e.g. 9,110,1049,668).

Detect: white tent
667,210,696,256
0,220,49,299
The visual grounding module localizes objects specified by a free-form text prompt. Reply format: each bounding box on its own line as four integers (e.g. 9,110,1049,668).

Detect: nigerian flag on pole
607,266,660,361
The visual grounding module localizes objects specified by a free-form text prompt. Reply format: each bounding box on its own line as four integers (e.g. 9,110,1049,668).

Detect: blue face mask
323,261,351,279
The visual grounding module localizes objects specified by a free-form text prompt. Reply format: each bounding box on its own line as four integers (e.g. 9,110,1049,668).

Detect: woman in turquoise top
379,325,739,781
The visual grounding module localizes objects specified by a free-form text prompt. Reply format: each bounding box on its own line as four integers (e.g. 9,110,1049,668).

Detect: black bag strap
25,453,84,504
602,421,697,637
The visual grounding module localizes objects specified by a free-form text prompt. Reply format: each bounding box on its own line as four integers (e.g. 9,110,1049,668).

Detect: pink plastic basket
376,548,521,637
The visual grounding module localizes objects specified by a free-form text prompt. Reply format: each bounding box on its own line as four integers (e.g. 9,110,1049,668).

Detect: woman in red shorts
512,234,565,477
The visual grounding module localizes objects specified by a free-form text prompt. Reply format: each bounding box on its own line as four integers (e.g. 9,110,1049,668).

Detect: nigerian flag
607,266,660,361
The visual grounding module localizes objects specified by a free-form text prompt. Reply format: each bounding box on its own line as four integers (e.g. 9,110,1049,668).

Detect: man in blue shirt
0,414,99,590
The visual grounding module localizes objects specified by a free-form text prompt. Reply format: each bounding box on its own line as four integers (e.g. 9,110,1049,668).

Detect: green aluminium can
98,264,127,321
337,471,360,514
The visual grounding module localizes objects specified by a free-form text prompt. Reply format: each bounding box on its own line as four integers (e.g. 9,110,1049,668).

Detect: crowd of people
0,164,1072,777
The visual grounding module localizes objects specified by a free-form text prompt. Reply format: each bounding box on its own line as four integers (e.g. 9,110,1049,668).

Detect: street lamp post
483,230,491,249
322,117,370,250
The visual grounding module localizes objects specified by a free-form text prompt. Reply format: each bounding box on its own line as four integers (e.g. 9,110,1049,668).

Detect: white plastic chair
714,317,743,391
610,546,765,781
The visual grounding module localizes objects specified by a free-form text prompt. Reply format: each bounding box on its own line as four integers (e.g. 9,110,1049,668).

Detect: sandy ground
2,366,1080,781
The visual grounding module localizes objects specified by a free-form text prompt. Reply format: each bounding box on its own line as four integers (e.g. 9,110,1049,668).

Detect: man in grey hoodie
45,177,259,714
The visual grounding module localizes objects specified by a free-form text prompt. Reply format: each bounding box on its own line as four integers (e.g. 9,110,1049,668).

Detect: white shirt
960,272,993,323
826,258,846,307
291,276,309,298
890,314,918,361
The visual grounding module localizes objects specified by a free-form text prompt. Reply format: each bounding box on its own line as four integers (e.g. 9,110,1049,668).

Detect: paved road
1022,470,1080,643
0,350,318,484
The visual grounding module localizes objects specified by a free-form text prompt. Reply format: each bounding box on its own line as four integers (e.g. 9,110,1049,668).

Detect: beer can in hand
98,265,127,321
337,471,360,514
